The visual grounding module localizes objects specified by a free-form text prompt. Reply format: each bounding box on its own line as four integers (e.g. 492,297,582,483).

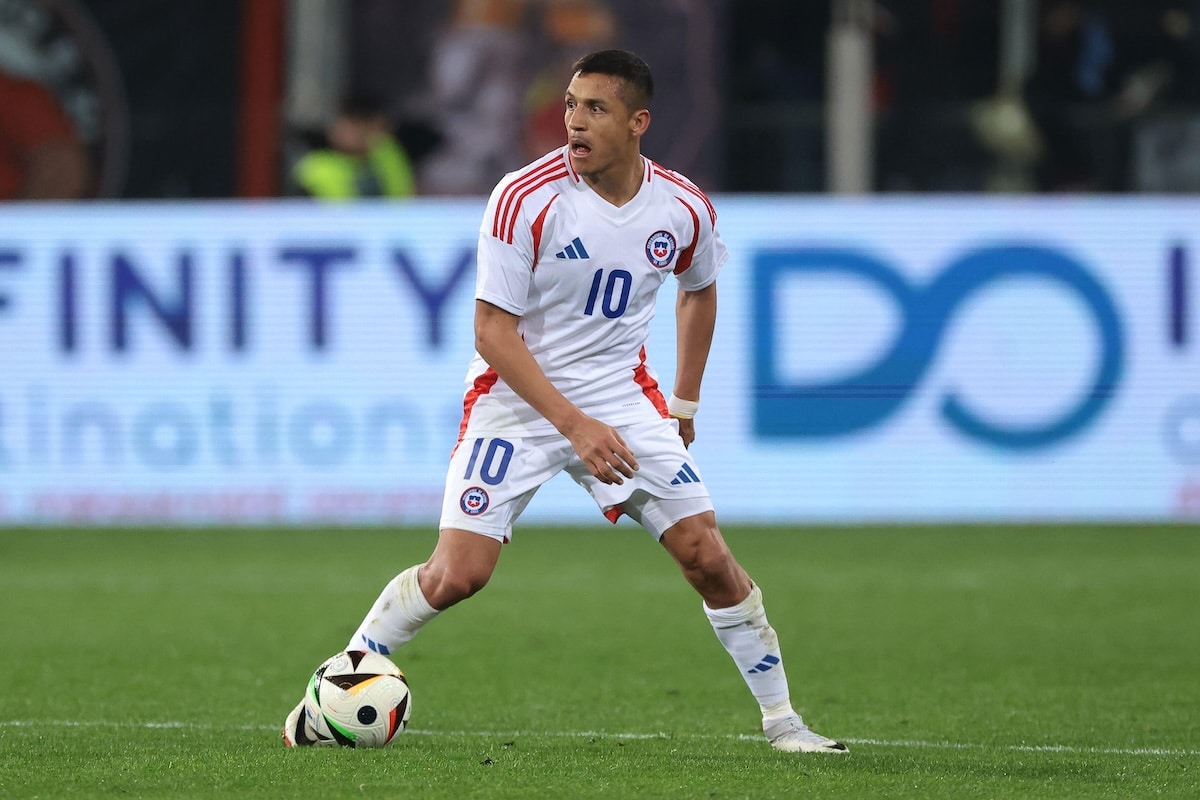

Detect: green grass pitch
1,523,1197,799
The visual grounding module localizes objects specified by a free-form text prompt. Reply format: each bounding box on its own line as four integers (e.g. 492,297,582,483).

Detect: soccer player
283,49,847,754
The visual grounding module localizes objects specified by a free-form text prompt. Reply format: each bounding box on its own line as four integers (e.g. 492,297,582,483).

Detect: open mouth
570,142,591,157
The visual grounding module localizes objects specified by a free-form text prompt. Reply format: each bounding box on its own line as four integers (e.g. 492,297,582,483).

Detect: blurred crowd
1020,0,1200,192
3,0,1200,200
729,0,1200,192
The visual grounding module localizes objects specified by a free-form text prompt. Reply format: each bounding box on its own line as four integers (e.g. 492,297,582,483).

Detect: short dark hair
570,49,654,111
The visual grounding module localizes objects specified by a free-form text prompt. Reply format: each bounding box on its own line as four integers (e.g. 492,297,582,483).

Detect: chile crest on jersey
645,230,677,268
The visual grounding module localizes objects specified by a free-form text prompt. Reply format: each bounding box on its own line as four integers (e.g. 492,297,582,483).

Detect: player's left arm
673,281,716,448
670,174,725,448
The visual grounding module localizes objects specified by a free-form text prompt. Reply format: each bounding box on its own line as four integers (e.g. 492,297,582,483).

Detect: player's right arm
473,299,638,484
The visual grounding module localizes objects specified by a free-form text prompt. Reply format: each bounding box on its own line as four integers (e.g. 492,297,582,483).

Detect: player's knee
670,533,734,581
420,528,502,609
418,561,492,609
443,570,491,605
682,551,747,609
664,517,724,570
662,519,751,604
691,544,738,585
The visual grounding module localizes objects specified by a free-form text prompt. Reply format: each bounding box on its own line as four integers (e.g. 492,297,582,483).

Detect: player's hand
565,416,639,484
674,417,696,449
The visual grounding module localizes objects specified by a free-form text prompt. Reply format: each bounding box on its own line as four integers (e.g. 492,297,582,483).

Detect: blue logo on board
752,245,1124,450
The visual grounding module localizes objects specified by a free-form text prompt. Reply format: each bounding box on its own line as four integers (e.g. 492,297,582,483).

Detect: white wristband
667,394,699,419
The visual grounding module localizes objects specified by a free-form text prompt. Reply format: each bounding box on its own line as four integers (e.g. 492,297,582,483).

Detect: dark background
6,0,1200,198
81,0,241,198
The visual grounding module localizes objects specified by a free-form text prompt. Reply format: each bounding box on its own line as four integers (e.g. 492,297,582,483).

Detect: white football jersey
459,146,728,438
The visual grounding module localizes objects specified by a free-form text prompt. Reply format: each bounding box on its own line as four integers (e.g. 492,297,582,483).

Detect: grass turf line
0,524,1196,799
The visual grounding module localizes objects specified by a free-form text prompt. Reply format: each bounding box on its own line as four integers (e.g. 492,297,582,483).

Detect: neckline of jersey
571,156,652,222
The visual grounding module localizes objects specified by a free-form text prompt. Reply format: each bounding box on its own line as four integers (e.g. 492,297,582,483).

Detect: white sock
346,564,440,656
703,584,797,720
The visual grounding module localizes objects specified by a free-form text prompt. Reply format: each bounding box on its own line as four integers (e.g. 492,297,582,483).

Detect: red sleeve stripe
673,198,700,276
496,169,569,244
529,194,559,270
490,150,562,238
651,165,716,226
491,156,560,239
491,152,569,241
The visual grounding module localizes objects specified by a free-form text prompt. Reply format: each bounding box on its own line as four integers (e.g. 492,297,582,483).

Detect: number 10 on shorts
463,438,514,485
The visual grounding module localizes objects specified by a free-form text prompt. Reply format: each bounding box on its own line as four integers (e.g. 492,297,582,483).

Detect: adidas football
305,650,412,748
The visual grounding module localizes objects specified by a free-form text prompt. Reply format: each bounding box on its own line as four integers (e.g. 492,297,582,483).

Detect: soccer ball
305,650,412,748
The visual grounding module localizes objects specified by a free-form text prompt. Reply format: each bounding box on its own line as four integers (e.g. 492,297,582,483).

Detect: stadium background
2,0,1198,526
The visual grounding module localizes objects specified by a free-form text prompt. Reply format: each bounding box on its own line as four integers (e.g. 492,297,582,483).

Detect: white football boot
281,700,334,747
763,714,849,753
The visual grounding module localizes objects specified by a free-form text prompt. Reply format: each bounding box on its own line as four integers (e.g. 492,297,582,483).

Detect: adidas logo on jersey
670,463,702,485
555,237,590,259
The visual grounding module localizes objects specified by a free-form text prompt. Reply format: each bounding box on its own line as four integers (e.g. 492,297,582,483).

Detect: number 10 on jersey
583,269,632,318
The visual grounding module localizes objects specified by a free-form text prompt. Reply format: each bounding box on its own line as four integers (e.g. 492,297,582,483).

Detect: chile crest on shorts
645,230,677,268
460,486,490,515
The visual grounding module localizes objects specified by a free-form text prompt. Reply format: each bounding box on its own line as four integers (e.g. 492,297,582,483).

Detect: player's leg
658,512,792,713
284,529,505,747
657,511,847,753
345,432,561,656
580,419,846,753
285,433,562,746
658,509,750,606
346,528,502,655
286,539,502,750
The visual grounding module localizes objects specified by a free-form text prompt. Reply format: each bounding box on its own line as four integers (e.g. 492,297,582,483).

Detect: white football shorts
439,417,714,542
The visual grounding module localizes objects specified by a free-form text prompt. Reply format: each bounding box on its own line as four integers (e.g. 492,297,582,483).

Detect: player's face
564,72,644,177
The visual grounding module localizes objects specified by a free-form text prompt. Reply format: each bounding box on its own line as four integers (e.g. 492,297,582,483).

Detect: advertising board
1,198,1195,523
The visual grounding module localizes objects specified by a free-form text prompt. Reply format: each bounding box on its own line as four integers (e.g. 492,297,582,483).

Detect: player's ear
630,108,650,138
